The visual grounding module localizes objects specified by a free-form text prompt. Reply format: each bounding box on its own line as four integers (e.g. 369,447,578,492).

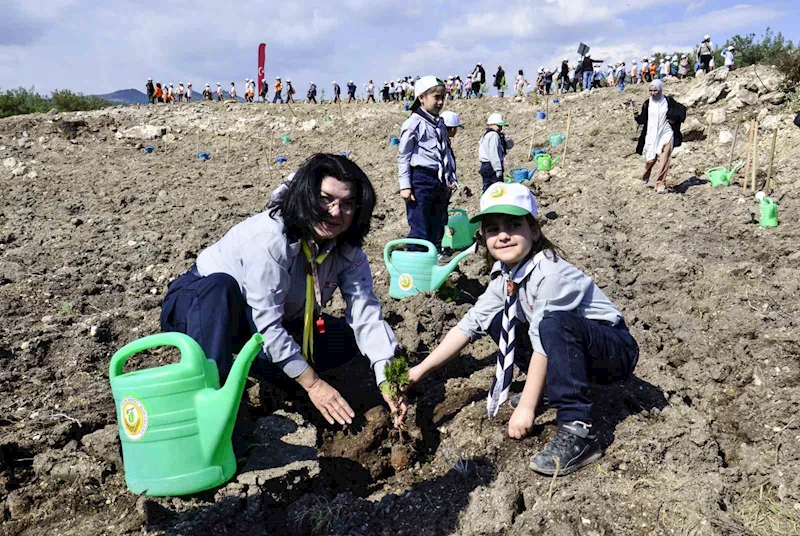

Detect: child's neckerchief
487,253,537,417
413,107,458,188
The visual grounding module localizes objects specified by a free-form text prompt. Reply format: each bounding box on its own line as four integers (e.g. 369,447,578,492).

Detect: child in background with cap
406,183,639,476
397,76,458,253
478,113,514,192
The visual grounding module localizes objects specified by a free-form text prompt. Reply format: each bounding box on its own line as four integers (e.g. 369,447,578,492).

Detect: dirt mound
1,67,800,535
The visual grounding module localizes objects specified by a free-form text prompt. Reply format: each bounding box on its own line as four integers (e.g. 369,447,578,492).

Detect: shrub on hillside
774,50,800,86
0,87,111,119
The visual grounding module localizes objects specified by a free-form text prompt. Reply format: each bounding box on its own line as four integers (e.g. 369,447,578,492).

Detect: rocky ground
1,66,799,536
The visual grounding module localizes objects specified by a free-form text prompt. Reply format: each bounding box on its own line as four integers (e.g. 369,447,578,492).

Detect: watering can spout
432,242,477,289
194,333,264,464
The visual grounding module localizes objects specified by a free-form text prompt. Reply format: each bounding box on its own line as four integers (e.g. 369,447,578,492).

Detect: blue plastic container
338,151,350,158
277,156,288,164
389,136,400,147
144,146,155,153
197,152,211,160
403,103,410,111
531,147,547,158
553,98,560,104
511,168,530,183
536,111,546,120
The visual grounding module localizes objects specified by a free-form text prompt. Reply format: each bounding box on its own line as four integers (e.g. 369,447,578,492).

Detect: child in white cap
216,83,223,101
406,182,638,476
441,111,463,141
478,113,514,192
397,76,457,253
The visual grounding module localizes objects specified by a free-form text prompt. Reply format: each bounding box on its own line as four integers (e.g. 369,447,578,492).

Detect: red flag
257,43,266,96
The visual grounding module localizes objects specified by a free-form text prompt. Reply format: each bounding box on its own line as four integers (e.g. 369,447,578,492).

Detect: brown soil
2,66,800,535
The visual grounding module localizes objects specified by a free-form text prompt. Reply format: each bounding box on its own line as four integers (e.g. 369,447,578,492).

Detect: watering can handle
383,239,436,271
109,332,207,380
448,208,468,217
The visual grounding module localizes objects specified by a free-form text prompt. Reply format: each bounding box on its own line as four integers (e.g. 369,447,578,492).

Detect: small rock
10,166,28,177
2,157,17,169
90,325,98,337
718,130,733,144
71,217,83,226
27,171,38,179
115,131,123,139
759,91,785,105
127,240,137,247
41,315,54,323
81,425,123,468
301,119,317,132
757,108,769,122
707,108,727,125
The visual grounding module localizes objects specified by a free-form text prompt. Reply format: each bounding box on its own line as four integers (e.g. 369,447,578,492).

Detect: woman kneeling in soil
160,153,407,427
406,183,639,476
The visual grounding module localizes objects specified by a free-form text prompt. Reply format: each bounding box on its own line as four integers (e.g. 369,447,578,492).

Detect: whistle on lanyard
315,316,326,334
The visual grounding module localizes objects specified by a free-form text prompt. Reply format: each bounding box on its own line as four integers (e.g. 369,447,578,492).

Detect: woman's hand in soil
382,392,408,428
507,406,535,440
400,188,415,202
406,364,424,389
306,377,355,426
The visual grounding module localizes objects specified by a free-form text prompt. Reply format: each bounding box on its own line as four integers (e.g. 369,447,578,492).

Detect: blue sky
0,0,797,95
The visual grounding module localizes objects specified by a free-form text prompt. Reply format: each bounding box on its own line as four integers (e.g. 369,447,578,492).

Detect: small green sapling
380,357,409,402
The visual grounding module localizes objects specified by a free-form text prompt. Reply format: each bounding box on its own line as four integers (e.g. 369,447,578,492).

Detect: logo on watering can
445,227,455,237
490,184,505,198
120,397,149,441
398,274,414,291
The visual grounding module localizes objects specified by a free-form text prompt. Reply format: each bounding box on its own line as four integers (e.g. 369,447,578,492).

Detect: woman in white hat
697,34,714,72
678,55,689,79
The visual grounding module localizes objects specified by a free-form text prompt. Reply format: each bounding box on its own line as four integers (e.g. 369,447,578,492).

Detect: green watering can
109,332,264,496
548,133,565,147
442,208,480,251
706,166,736,187
280,135,292,144
535,153,560,172
384,239,476,299
756,192,778,228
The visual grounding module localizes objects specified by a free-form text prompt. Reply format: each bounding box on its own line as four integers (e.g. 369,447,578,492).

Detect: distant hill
94,87,246,104
95,88,149,105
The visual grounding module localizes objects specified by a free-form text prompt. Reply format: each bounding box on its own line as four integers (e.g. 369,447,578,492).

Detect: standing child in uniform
397,76,458,253
406,183,639,476
478,113,514,192
216,83,223,101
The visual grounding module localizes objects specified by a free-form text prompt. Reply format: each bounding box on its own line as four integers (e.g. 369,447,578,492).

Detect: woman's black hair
268,153,376,247
518,69,523,75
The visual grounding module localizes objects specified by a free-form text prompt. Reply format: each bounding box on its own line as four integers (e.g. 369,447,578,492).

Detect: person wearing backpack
697,35,714,73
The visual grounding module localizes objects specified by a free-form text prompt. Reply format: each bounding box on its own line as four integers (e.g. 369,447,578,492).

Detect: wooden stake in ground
263,143,275,185
560,109,573,167
226,135,230,168
286,100,297,118
750,121,759,193
195,131,199,156
546,98,550,120
705,123,712,152
765,127,778,194
527,121,537,162
742,119,755,190
728,123,739,169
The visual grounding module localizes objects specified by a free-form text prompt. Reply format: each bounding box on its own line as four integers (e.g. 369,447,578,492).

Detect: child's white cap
441,111,463,128
411,75,444,110
487,112,509,127
704,34,710,40
470,183,538,223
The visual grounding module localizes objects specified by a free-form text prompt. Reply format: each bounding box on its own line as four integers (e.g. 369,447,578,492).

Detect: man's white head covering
704,34,710,40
